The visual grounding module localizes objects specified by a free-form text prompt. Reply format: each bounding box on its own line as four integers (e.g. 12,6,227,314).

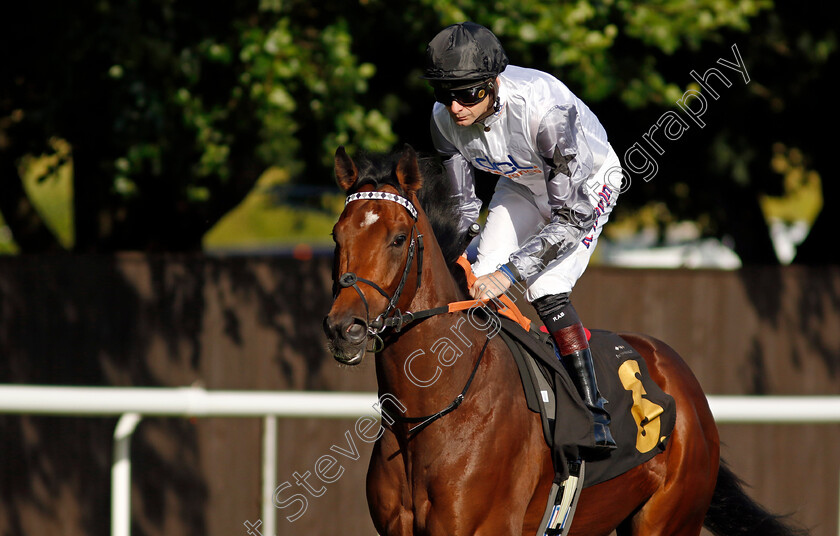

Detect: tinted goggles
433,81,491,106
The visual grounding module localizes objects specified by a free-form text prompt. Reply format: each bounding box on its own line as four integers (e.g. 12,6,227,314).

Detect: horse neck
375,209,482,415
406,211,463,311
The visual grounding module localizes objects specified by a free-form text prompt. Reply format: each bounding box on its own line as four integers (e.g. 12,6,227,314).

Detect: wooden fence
1,255,838,536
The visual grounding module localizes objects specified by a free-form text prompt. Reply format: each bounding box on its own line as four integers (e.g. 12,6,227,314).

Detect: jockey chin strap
337,191,425,346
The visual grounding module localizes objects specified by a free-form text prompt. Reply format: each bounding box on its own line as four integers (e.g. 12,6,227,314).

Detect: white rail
0,385,378,417
0,386,381,536
0,385,838,536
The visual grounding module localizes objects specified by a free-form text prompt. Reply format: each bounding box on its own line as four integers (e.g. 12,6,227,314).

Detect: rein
384,337,490,436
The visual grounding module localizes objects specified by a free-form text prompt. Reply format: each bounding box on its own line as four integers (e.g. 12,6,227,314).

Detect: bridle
336,190,425,347
334,188,492,435
336,190,492,342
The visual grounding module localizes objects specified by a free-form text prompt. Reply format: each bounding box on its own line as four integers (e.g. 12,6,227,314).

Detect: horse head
323,144,426,365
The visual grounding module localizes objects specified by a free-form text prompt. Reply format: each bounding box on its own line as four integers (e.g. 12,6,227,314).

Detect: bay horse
323,145,807,536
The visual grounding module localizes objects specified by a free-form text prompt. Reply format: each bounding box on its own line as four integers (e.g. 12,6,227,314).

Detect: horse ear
396,144,423,196
335,146,358,192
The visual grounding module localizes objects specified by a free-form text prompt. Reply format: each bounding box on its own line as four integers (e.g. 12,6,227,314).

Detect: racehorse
323,144,807,536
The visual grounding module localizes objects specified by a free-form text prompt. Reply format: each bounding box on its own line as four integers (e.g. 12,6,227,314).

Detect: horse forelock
347,153,407,197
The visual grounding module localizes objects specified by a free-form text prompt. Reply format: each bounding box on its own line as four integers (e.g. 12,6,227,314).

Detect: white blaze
361,210,380,228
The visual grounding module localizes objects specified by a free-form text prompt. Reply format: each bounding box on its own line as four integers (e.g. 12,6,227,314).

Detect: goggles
433,80,491,106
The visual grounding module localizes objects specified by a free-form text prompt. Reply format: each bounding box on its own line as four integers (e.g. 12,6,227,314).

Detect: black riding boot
560,346,617,454
533,294,616,456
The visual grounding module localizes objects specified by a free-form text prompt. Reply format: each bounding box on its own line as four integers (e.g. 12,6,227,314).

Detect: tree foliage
0,0,835,262
1,0,394,251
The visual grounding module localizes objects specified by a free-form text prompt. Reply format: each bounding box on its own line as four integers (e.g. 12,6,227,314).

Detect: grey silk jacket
431,65,612,281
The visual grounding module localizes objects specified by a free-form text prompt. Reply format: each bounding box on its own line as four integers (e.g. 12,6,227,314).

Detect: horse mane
348,151,467,278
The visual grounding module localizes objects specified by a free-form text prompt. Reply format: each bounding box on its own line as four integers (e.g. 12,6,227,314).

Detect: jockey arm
498,104,597,283
431,116,482,236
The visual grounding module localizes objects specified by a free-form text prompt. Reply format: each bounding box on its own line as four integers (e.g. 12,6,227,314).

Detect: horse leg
614,456,711,536
567,463,660,536
621,438,717,536
367,437,414,536
573,444,712,536
424,405,551,535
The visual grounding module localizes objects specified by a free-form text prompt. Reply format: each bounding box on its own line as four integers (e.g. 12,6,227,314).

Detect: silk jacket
431,65,612,280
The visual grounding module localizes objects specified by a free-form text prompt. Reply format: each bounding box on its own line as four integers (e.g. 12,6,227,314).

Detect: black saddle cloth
496,317,677,487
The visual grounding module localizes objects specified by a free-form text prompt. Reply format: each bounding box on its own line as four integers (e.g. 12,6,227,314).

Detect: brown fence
1,255,838,536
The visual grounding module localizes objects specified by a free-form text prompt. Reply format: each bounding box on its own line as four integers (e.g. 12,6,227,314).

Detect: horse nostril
345,321,367,344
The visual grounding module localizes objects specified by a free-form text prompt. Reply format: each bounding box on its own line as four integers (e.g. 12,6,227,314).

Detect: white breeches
472,147,621,302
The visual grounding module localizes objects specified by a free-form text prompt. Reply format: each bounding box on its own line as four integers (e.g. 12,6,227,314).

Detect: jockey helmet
422,22,509,85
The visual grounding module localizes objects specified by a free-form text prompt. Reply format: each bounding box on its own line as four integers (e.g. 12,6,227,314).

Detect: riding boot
534,294,616,455
559,344,617,454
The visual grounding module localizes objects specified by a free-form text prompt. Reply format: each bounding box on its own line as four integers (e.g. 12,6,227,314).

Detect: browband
345,191,418,220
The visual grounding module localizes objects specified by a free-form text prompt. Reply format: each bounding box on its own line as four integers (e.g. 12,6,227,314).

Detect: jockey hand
470,270,512,301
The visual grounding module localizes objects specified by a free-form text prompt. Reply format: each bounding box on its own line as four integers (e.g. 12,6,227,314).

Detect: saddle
496,318,677,487
453,257,675,484
494,318,677,535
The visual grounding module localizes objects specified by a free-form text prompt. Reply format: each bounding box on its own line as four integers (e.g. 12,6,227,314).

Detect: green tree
2,1,834,263
369,0,834,263
0,0,394,252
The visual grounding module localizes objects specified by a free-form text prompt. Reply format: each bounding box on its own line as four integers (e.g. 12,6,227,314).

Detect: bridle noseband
337,191,425,343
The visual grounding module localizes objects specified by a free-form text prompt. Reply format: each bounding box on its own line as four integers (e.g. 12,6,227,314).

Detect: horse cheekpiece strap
345,191,418,220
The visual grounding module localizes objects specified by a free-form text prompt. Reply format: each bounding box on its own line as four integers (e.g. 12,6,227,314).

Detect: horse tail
703,460,810,536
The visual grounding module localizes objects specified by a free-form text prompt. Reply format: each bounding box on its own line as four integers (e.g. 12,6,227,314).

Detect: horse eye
391,234,407,247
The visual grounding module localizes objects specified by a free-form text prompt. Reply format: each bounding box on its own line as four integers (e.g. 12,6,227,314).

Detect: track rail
1,385,838,536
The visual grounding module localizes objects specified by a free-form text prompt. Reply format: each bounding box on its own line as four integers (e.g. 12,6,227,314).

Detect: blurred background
0,1,837,535
0,0,835,264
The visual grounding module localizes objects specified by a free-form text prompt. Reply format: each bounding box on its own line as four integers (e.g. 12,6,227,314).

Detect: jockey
423,21,621,455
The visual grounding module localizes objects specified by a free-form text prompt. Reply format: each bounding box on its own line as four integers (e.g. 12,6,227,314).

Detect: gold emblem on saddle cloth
618,360,667,453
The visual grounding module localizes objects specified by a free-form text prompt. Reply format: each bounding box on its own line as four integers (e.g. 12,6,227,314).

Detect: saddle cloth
496,317,677,487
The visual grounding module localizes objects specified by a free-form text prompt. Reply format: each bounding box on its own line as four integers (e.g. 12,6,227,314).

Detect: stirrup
542,460,586,536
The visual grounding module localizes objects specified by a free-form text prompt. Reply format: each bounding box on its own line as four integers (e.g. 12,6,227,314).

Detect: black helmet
422,22,509,84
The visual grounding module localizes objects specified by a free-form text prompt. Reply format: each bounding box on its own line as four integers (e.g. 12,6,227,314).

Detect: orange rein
451,256,532,332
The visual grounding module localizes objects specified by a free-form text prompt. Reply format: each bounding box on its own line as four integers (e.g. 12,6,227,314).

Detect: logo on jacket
582,184,613,249
474,154,541,179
